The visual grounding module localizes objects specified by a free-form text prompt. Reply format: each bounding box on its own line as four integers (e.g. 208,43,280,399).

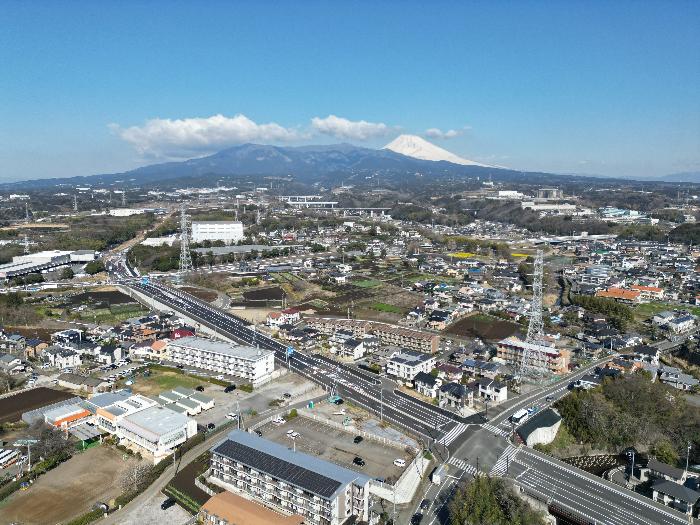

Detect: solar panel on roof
213,440,342,499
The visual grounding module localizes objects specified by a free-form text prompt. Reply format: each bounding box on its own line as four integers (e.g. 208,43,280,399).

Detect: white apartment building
210,430,371,525
191,221,244,244
168,336,275,385
386,349,437,380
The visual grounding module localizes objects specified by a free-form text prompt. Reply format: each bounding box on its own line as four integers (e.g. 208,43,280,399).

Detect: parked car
353,457,365,467
420,499,430,511
160,498,176,510
394,458,406,468
224,384,236,393
411,513,424,524
353,436,363,444
207,423,215,430
283,392,292,398
255,429,263,437
226,413,239,421
195,385,205,392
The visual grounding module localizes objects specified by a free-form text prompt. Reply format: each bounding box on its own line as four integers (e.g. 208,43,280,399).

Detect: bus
509,408,530,426
0,448,19,469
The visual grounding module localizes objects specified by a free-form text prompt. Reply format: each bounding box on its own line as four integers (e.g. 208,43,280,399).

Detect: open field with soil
445,313,522,341
64,289,136,306
242,286,286,301
180,286,218,302
0,388,76,424
0,445,142,525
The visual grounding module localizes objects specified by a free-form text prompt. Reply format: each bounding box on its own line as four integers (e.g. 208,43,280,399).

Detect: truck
431,464,446,485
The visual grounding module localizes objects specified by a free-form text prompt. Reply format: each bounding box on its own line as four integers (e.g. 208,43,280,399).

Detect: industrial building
191,221,245,244
168,336,275,385
209,430,371,525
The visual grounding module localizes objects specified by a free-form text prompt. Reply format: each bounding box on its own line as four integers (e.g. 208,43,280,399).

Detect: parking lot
257,415,411,482
193,371,320,429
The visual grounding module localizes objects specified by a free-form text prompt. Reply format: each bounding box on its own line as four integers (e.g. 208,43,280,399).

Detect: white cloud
311,115,389,140
424,127,462,140
110,114,300,158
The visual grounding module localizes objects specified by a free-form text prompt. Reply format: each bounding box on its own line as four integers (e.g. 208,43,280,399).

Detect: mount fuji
383,134,491,167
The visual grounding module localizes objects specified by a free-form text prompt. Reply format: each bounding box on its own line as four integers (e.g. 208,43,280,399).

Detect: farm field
0,445,141,525
180,286,218,302
0,388,76,424
445,313,522,341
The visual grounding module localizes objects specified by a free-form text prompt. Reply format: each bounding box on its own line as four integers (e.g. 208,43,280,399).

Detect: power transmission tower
73,195,78,212
23,235,30,255
521,249,547,375
121,190,126,207
25,202,30,223
178,203,193,279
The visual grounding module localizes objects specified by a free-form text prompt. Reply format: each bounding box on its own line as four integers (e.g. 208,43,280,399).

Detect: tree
84,260,105,275
449,476,546,525
60,267,74,280
119,463,152,492
652,439,679,466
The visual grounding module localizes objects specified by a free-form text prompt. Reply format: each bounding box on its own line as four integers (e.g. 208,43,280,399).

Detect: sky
1,0,699,181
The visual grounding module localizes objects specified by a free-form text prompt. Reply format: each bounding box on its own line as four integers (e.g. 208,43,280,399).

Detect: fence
297,408,416,453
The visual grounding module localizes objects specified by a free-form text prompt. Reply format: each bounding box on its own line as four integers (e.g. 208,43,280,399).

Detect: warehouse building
168,336,275,385
209,430,371,525
191,221,245,244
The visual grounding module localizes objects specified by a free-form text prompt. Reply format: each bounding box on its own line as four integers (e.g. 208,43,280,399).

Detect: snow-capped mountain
383,134,490,167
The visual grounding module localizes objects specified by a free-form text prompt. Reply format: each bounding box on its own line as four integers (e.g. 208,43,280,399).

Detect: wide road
124,278,694,525
124,279,477,449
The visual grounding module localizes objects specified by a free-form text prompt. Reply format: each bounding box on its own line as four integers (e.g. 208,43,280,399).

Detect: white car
225,413,239,420
393,458,406,468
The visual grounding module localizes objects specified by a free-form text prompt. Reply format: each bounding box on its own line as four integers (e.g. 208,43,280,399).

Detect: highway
124,278,474,448
116,270,694,525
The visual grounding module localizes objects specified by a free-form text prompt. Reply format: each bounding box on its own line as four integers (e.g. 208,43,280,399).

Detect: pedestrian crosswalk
489,444,520,476
438,423,468,446
482,422,511,438
448,456,478,476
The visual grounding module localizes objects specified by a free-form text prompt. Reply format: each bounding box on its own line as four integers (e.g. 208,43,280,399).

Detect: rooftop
120,405,191,441
169,336,274,361
212,430,370,500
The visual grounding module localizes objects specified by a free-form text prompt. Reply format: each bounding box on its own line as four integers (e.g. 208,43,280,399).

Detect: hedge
65,509,104,525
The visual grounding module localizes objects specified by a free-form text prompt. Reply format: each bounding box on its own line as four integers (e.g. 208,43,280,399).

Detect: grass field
353,279,383,288
370,302,404,314
633,302,700,320
126,369,206,397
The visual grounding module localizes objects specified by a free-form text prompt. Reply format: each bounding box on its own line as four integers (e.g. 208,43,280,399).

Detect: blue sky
1,0,699,181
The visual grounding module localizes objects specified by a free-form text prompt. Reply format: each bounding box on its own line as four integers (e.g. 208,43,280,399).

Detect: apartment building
168,336,275,385
496,336,570,375
191,221,244,244
386,349,437,380
209,430,371,525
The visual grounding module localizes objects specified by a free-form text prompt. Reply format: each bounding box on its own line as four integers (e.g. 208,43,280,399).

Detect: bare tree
119,463,151,492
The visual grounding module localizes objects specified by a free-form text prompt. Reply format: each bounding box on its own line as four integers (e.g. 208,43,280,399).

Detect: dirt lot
180,286,218,303
258,415,410,483
445,313,522,341
0,388,76,424
243,286,286,301
65,289,136,306
0,445,142,525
